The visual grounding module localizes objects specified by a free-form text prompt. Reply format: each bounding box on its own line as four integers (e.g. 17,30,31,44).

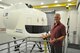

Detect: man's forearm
56,36,65,41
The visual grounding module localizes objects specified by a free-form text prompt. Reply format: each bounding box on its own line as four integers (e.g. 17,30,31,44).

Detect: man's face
54,14,61,23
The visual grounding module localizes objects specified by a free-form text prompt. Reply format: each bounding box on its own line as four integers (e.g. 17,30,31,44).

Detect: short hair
55,13,60,17
55,13,61,19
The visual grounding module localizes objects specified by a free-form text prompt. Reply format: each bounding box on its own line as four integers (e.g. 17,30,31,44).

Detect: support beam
33,2,77,9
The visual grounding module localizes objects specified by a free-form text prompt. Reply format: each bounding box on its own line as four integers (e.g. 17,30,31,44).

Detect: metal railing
0,37,28,53
0,37,50,53
0,36,68,53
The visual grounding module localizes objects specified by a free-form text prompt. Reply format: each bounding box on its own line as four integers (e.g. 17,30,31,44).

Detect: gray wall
77,4,80,44
45,11,55,30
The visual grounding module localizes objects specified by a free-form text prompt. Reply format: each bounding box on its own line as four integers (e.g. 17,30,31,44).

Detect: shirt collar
54,21,61,26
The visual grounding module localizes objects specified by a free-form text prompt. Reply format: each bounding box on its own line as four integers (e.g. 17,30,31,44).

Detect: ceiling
0,0,77,9
0,0,76,5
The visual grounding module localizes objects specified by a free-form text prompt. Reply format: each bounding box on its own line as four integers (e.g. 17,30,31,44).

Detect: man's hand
41,34,47,39
49,38,56,44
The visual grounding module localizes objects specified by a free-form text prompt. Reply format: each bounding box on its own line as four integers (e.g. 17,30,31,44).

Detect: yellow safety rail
33,2,76,8
44,39,47,53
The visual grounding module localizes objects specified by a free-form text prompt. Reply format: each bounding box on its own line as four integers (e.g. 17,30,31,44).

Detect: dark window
25,25,49,33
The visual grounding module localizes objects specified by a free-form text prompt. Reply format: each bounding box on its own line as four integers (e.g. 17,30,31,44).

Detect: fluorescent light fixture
41,2,44,5
0,0,2,1
54,0,58,3
66,5,69,7
56,4,61,6
68,0,72,2
42,6,48,8
68,3,72,5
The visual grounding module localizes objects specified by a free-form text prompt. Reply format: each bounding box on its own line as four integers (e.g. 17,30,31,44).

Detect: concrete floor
26,48,80,53
67,48,80,53
21,48,80,53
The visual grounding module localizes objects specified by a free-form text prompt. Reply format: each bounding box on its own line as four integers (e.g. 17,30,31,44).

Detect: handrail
0,37,49,53
0,37,27,53
0,41,25,51
0,37,47,45
0,37,26,45
0,36,67,53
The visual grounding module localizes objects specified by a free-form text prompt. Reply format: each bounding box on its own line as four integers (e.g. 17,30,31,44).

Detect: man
41,13,66,53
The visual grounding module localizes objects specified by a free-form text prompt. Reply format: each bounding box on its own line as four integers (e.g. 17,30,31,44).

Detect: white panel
69,10,78,31
3,10,20,29
0,10,5,28
69,10,78,44
25,8,47,25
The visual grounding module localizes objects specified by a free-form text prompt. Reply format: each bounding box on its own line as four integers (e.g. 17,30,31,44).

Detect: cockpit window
25,25,49,33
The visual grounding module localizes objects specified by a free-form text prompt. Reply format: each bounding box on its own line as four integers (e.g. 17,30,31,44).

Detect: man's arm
56,25,66,41
56,36,65,41
46,33,51,37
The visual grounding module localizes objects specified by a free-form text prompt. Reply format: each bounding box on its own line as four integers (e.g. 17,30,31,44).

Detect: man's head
54,13,61,23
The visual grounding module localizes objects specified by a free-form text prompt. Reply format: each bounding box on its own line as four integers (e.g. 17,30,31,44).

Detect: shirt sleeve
61,25,66,36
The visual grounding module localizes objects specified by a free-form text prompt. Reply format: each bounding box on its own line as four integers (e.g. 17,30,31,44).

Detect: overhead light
68,0,72,2
41,2,44,5
0,0,2,1
42,6,48,8
68,3,72,5
54,0,58,3
56,4,61,6
66,5,69,7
